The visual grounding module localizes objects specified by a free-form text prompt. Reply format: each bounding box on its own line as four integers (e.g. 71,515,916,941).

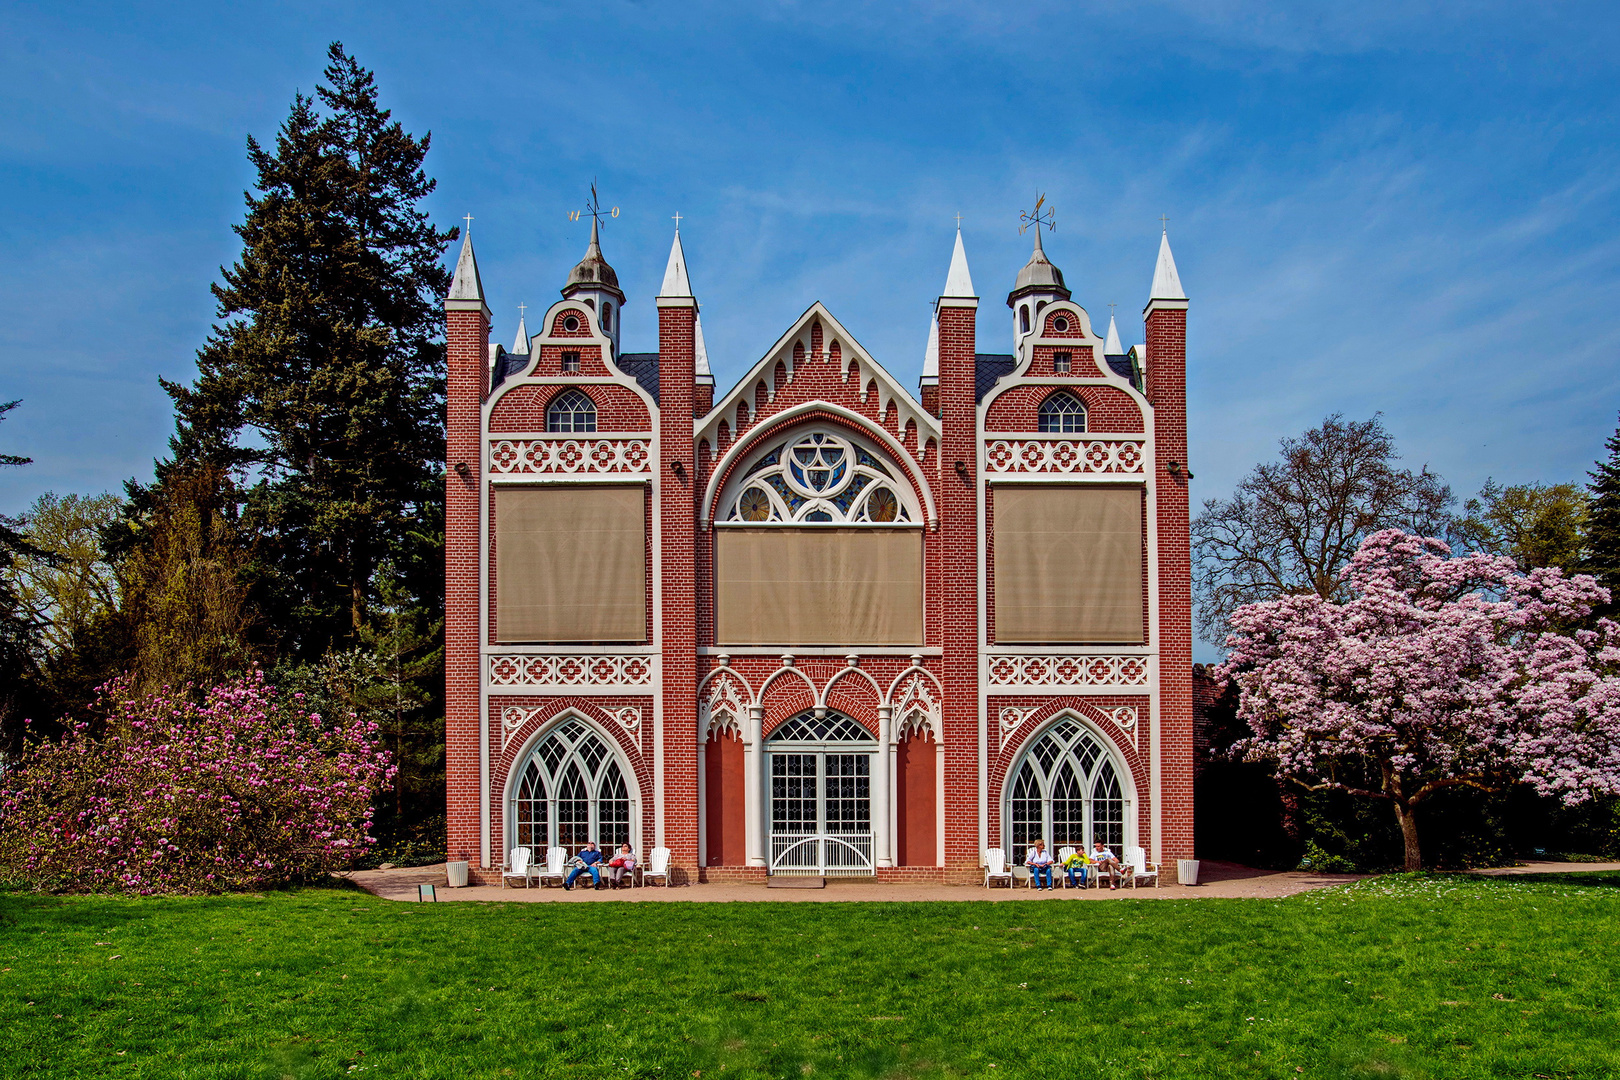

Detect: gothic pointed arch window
1004,717,1129,863
547,389,597,433
511,718,635,860
1037,391,1086,434
720,429,919,524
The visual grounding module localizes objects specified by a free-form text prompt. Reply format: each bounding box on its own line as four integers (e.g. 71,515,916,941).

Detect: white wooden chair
642,846,672,886
501,846,532,888
983,848,1013,888
1057,846,1078,889
534,846,567,888
1124,845,1160,888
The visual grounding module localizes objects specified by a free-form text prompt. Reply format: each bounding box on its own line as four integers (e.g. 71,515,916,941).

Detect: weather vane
1019,193,1055,235
567,179,619,228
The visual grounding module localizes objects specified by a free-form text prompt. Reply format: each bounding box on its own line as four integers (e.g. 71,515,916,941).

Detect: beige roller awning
716,528,923,646
993,485,1144,643
495,485,646,643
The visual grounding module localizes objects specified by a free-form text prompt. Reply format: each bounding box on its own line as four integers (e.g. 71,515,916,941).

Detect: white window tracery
721,429,917,525
1005,717,1129,864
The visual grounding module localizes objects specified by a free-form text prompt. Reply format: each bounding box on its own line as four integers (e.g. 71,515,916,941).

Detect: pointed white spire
448,230,484,301
922,311,940,380
660,227,693,297
511,310,529,353
1104,314,1124,356
942,229,975,297
1149,229,1186,301
694,313,712,378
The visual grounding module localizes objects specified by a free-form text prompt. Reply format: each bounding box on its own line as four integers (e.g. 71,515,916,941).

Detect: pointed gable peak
1150,229,1187,301
694,312,712,378
660,227,693,298
942,229,975,298
1104,313,1124,356
448,230,484,301
922,310,940,380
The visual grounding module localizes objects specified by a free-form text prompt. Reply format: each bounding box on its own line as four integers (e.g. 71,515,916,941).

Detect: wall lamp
671,460,687,482
454,461,471,478
954,460,971,482
1167,460,1194,480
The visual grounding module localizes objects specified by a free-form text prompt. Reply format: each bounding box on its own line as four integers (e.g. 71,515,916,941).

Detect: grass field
2,874,1617,1079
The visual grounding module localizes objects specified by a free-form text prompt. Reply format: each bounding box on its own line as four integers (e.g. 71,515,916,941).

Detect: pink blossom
1215,530,1620,870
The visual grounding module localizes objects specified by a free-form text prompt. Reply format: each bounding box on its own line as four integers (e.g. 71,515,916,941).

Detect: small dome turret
562,217,625,300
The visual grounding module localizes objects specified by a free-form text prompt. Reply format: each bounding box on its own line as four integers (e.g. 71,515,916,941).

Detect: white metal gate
768,745,875,876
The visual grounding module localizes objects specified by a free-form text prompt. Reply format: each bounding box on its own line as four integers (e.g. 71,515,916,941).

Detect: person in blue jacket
563,841,604,890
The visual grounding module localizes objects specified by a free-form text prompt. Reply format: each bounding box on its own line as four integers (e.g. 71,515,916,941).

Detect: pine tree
1586,413,1620,610
162,43,454,661
0,400,51,753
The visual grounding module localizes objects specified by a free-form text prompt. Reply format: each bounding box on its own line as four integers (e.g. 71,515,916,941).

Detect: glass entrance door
766,711,876,875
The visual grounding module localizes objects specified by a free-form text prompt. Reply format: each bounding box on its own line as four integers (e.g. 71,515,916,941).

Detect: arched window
1005,717,1128,864
721,429,918,524
546,389,597,433
1020,305,1031,333
1037,391,1086,434
512,718,634,860
601,303,613,332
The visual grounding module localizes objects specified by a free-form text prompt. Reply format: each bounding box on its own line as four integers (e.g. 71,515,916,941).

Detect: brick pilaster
657,297,699,874
445,298,489,867
937,296,980,879
1146,301,1193,862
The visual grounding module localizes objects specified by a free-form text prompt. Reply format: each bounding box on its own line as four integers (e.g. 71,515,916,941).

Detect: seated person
1090,840,1123,889
1061,847,1090,888
1026,839,1055,890
563,841,604,890
606,843,637,888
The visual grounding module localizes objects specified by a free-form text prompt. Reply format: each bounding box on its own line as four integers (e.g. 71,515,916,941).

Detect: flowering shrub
0,672,394,894
1218,529,1620,871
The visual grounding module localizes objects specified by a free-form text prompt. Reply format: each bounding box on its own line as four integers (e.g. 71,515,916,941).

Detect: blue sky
4,2,1619,637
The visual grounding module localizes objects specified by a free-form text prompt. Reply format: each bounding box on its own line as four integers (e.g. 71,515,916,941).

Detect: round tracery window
723,430,916,524
562,314,581,332
1052,315,1070,333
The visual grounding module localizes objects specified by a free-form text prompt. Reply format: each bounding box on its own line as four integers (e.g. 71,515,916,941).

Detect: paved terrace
344,859,1619,904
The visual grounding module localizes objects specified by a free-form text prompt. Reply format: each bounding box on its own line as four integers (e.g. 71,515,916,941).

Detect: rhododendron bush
0,672,394,893
1217,530,1620,871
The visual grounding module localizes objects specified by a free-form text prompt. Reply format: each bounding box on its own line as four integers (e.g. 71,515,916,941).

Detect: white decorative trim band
488,654,654,689
499,703,643,750
490,438,652,475
983,439,1144,475
986,655,1150,688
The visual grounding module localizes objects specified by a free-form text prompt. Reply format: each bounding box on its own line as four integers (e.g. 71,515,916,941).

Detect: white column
874,706,893,868
745,706,765,867
695,737,708,869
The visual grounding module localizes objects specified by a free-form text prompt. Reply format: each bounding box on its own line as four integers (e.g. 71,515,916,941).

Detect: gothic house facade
444,215,1194,883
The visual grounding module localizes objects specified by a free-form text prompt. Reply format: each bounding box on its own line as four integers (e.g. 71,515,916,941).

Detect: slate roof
489,349,528,392
616,353,661,404
975,354,1016,402
1107,355,1143,393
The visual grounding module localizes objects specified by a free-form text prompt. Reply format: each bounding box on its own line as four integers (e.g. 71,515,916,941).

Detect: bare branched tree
1193,414,1453,646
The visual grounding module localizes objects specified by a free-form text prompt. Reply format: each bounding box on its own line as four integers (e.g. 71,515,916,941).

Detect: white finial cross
672,211,683,230
1160,213,1169,233
1108,302,1117,319
463,213,474,234
955,212,963,229
518,302,526,319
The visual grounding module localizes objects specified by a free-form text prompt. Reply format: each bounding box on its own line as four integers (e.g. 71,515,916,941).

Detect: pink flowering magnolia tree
1216,529,1620,871
0,671,394,894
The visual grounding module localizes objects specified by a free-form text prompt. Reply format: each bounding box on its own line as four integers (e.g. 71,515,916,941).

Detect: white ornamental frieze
890,672,942,739
487,654,654,690
986,655,1150,689
982,438,1144,475
489,438,652,475
699,673,749,738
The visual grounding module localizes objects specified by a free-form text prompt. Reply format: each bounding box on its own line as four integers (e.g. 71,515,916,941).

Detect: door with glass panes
766,711,875,874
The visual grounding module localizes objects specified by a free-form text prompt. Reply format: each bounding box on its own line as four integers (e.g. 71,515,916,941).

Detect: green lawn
2,874,1617,1079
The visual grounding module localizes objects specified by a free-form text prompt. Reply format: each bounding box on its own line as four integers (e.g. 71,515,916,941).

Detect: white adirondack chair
643,846,672,886
534,846,567,888
501,846,532,888
1057,846,1078,889
1125,845,1160,888
983,848,1013,888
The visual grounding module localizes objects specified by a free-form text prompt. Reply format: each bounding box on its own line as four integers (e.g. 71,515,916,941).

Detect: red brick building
443,217,1193,884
